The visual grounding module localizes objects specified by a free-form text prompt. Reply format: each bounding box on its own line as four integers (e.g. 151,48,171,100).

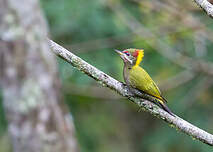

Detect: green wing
129,66,162,99
129,66,174,115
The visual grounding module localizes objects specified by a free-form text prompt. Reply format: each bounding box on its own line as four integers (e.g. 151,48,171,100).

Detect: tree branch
0,0,78,151
48,39,213,146
194,0,213,18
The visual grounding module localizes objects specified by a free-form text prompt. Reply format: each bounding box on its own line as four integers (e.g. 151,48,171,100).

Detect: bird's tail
157,99,175,117
147,94,175,117
137,90,175,116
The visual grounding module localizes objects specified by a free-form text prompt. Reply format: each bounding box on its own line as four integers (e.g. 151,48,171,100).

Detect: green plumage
129,66,162,100
115,48,174,116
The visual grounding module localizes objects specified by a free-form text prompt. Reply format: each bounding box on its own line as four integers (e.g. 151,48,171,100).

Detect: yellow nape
133,50,144,69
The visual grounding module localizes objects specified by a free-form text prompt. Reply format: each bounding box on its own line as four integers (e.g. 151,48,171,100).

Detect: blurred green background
1,0,213,151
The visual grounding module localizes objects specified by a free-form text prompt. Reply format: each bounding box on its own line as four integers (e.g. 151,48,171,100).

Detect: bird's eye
124,52,130,56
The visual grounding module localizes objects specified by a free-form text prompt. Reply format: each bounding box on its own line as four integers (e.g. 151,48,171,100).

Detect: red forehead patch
132,50,139,57
123,51,129,53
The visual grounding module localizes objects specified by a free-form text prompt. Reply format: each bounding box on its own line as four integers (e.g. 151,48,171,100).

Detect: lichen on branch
194,0,213,18
48,39,213,146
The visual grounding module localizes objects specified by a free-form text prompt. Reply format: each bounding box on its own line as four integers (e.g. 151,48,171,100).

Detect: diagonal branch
48,39,213,146
194,0,213,18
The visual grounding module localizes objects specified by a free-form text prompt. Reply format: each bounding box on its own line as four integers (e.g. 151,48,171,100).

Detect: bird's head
115,48,144,67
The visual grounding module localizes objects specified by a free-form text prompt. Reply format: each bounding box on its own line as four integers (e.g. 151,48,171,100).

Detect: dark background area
1,0,213,151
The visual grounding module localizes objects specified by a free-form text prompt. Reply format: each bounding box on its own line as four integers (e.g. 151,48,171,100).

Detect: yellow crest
133,49,144,69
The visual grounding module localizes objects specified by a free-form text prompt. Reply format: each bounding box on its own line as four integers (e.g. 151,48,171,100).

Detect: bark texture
194,0,213,18
49,40,213,146
0,0,78,152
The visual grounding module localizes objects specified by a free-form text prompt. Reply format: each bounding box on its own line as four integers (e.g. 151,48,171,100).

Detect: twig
63,83,121,100
181,77,213,112
135,0,213,49
65,25,202,53
153,0,213,44
194,0,213,18
159,70,196,91
48,39,213,146
108,2,213,76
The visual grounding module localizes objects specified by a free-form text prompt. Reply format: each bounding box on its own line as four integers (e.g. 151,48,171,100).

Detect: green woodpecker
115,48,174,116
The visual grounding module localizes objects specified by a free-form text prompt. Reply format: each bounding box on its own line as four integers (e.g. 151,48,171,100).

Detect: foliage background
1,0,213,151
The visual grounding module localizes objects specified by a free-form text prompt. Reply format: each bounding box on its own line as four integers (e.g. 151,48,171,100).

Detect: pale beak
114,49,125,60
114,49,132,64
114,49,123,55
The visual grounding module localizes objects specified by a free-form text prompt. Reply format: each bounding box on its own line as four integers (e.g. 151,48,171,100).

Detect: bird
115,48,174,116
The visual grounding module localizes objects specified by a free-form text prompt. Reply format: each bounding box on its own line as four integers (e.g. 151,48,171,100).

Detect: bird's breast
123,65,134,87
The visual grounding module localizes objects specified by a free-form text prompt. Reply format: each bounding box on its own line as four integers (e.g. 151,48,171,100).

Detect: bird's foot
121,82,127,87
137,107,143,112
